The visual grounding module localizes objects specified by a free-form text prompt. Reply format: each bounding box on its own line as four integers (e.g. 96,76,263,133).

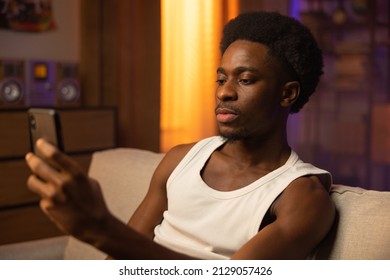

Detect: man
26,12,335,260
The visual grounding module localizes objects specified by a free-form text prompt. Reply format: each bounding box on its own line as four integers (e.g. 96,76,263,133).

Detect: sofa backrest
314,185,390,259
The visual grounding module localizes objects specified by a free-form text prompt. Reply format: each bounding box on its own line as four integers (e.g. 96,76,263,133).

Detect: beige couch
1,148,390,260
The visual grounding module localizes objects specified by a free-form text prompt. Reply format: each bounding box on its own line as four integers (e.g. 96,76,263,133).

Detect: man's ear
280,81,300,108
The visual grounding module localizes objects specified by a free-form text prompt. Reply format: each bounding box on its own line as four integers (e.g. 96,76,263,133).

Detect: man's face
215,40,287,141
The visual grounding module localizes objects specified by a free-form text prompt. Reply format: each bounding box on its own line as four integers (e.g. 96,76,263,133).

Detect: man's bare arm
231,175,335,259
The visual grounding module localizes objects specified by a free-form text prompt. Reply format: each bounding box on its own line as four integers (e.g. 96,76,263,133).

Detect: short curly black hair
220,12,323,113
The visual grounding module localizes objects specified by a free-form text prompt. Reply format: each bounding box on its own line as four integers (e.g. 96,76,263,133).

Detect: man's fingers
26,174,65,202
25,152,63,184
35,138,83,175
26,174,48,197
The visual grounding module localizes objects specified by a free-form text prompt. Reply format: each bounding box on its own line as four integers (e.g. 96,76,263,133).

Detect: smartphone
28,108,64,158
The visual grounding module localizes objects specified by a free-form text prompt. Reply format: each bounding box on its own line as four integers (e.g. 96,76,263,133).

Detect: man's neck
219,135,291,169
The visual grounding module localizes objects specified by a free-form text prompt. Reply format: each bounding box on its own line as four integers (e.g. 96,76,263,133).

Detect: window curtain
160,0,238,152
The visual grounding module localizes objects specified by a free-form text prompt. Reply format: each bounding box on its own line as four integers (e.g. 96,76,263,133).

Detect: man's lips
215,107,239,123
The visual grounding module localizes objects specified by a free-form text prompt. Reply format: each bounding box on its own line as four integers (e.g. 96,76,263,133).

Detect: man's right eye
216,78,226,85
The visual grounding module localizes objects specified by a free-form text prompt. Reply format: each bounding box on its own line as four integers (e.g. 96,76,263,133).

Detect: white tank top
154,136,331,259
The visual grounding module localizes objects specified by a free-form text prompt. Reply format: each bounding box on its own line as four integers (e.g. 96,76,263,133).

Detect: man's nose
216,80,238,101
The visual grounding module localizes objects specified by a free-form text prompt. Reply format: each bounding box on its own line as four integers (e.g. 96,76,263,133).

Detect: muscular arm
232,175,335,259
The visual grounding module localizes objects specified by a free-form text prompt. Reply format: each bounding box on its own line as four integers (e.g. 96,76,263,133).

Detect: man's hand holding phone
25,137,112,244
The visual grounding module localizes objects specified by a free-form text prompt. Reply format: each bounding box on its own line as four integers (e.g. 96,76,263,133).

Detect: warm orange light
160,0,238,152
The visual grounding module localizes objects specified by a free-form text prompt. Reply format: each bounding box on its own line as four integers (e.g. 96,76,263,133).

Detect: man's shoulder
273,174,333,215
161,136,222,179
166,142,196,158
166,136,223,158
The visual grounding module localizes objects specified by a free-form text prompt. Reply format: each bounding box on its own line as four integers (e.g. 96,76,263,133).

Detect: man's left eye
238,79,253,85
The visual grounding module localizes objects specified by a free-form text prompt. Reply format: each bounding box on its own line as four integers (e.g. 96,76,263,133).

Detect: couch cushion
314,185,390,259
0,236,68,260
64,148,164,260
